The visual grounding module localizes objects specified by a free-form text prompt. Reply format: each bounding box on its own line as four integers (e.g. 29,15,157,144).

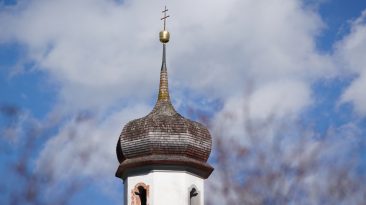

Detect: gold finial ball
159,30,170,43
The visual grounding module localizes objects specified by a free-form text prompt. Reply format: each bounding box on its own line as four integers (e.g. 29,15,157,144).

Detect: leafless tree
205,99,366,205
2,95,365,205
0,104,88,205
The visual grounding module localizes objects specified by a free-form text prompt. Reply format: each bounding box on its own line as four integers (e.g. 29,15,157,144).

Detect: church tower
115,7,213,205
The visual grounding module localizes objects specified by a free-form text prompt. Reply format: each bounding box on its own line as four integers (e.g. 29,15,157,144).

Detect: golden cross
161,6,170,30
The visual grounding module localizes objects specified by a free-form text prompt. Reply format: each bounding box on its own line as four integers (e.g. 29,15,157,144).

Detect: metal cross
161,6,170,30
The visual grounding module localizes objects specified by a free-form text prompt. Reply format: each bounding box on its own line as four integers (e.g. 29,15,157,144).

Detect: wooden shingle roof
115,45,213,179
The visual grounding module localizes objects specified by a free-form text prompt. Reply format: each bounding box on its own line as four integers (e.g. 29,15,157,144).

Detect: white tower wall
125,170,204,205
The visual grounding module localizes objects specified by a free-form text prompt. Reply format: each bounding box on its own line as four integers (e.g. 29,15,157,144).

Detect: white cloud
36,103,150,181
210,80,311,148
0,0,334,114
248,80,311,120
336,10,366,115
1,0,163,110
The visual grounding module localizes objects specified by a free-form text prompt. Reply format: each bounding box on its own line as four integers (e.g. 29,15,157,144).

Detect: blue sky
1,0,366,204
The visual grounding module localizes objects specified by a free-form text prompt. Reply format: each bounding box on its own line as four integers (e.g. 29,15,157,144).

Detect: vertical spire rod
158,44,170,101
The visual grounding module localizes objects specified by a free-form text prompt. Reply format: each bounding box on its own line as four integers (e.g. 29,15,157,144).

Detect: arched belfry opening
131,183,149,205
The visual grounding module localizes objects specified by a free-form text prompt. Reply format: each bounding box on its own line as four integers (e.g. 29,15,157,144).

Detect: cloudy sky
1,0,366,204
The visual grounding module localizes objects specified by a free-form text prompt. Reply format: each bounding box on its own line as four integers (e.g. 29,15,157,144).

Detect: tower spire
158,6,170,102
115,7,213,205
158,44,169,101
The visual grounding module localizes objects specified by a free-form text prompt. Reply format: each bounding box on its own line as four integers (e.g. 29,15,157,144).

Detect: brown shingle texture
115,44,213,179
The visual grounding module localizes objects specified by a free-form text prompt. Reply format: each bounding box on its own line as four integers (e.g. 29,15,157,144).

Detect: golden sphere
159,30,170,43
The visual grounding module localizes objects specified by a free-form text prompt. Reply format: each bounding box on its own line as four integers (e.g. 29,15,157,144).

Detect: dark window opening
190,187,200,205
135,186,147,205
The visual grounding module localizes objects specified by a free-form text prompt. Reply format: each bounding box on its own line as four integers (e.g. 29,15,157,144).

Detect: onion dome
115,11,213,179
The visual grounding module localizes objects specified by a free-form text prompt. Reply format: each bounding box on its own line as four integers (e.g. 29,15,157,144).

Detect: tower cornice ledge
115,155,214,179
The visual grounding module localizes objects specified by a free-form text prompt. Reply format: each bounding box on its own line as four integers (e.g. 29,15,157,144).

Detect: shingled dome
115,44,213,179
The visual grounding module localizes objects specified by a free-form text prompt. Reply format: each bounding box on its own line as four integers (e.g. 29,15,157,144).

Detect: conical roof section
149,44,177,116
